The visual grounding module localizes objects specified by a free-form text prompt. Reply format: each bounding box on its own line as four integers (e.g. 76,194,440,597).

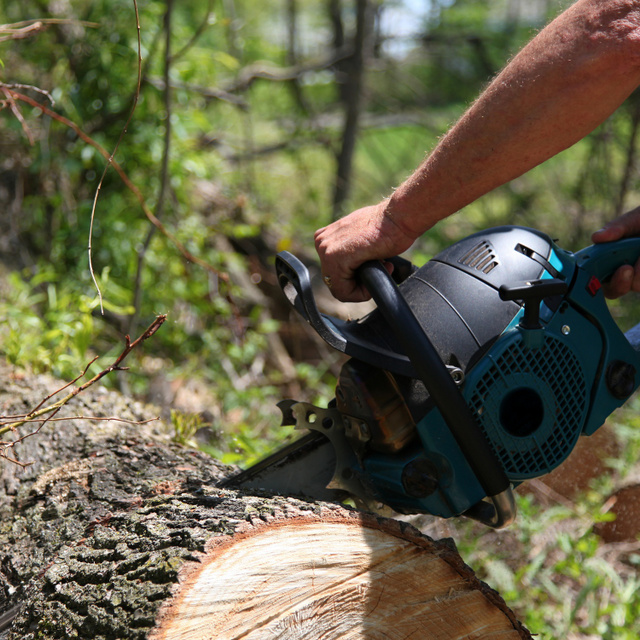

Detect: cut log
0,361,531,640
151,508,530,640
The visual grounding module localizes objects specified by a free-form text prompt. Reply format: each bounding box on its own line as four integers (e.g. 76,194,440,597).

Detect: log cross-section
150,507,530,640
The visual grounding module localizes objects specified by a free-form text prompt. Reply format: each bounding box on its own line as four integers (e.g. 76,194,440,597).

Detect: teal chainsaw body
234,226,640,528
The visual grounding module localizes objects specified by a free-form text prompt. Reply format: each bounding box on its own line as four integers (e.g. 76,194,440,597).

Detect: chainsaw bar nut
606,360,637,400
401,458,440,498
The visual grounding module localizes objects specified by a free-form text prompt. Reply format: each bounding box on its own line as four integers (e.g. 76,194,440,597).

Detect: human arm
316,0,640,301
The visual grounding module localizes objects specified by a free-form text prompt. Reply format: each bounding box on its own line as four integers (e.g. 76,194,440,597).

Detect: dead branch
0,22,46,43
88,0,143,313
0,19,99,43
0,416,158,430
0,86,35,145
0,83,55,105
0,314,167,462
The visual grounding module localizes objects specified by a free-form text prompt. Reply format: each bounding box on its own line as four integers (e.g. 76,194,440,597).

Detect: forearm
386,0,640,237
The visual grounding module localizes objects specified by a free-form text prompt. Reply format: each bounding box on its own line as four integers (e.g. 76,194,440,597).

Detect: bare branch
1,416,159,429
0,314,167,440
0,19,99,43
88,0,143,313
1,86,36,145
0,22,46,43
0,83,55,105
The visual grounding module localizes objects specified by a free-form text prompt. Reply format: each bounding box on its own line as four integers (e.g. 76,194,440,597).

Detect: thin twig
0,18,99,43
0,314,166,438
0,22,45,43
1,87,34,145
29,356,99,415
0,83,55,105
88,0,143,313
0,416,159,430
0,18,99,31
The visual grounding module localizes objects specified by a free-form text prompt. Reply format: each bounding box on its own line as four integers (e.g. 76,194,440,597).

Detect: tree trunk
331,0,375,220
0,361,531,640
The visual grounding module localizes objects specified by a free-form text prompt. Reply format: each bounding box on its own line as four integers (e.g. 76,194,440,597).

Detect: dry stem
88,0,143,313
0,315,167,464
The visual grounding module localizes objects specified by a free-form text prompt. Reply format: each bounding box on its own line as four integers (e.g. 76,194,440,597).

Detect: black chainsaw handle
275,251,348,353
357,260,515,527
274,251,416,356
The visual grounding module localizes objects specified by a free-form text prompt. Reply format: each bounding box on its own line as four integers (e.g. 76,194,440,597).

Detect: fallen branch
0,314,167,462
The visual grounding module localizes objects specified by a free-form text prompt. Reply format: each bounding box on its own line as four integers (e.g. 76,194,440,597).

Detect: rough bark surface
0,361,532,640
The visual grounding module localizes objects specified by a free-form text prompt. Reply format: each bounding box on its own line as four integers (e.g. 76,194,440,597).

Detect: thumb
593,208,640,243
592,222,625,243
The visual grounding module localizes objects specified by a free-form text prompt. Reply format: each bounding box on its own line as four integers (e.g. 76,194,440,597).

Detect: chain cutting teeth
287,401,368,499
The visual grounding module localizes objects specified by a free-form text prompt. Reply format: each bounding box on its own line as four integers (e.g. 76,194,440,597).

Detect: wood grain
153,516,530,640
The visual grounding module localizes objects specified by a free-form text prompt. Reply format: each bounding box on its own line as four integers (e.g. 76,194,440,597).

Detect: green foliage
0,265,133,379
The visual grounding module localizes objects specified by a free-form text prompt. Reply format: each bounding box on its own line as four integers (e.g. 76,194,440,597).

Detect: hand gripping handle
357,260,516,528
575,238,640,351
575,238,640,282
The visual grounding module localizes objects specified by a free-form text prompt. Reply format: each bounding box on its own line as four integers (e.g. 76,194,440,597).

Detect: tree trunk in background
0,361,531,640
331,0,376,220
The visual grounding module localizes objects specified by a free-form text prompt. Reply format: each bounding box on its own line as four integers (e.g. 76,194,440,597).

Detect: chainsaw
224,225,640,528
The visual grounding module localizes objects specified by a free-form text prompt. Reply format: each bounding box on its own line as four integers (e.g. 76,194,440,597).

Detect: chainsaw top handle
357,260,514,528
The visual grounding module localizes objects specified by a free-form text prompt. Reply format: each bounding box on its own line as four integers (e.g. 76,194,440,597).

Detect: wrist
381,190,435,241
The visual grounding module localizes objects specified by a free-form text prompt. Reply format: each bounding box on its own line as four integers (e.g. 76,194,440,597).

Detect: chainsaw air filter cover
465,331,587,481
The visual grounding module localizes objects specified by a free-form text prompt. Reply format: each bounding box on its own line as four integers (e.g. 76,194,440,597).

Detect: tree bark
0,361,531,640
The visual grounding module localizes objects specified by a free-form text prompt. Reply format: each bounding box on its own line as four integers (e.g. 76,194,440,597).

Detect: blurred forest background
4,1,640,636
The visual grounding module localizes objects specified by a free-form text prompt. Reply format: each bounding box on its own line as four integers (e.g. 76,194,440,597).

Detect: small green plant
0,264,134,381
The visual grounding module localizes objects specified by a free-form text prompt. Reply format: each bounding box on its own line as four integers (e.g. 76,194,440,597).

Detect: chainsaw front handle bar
357,260,516,528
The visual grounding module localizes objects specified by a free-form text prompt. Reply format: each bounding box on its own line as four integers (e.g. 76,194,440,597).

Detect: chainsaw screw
561,325,570,335
402,458,439,498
